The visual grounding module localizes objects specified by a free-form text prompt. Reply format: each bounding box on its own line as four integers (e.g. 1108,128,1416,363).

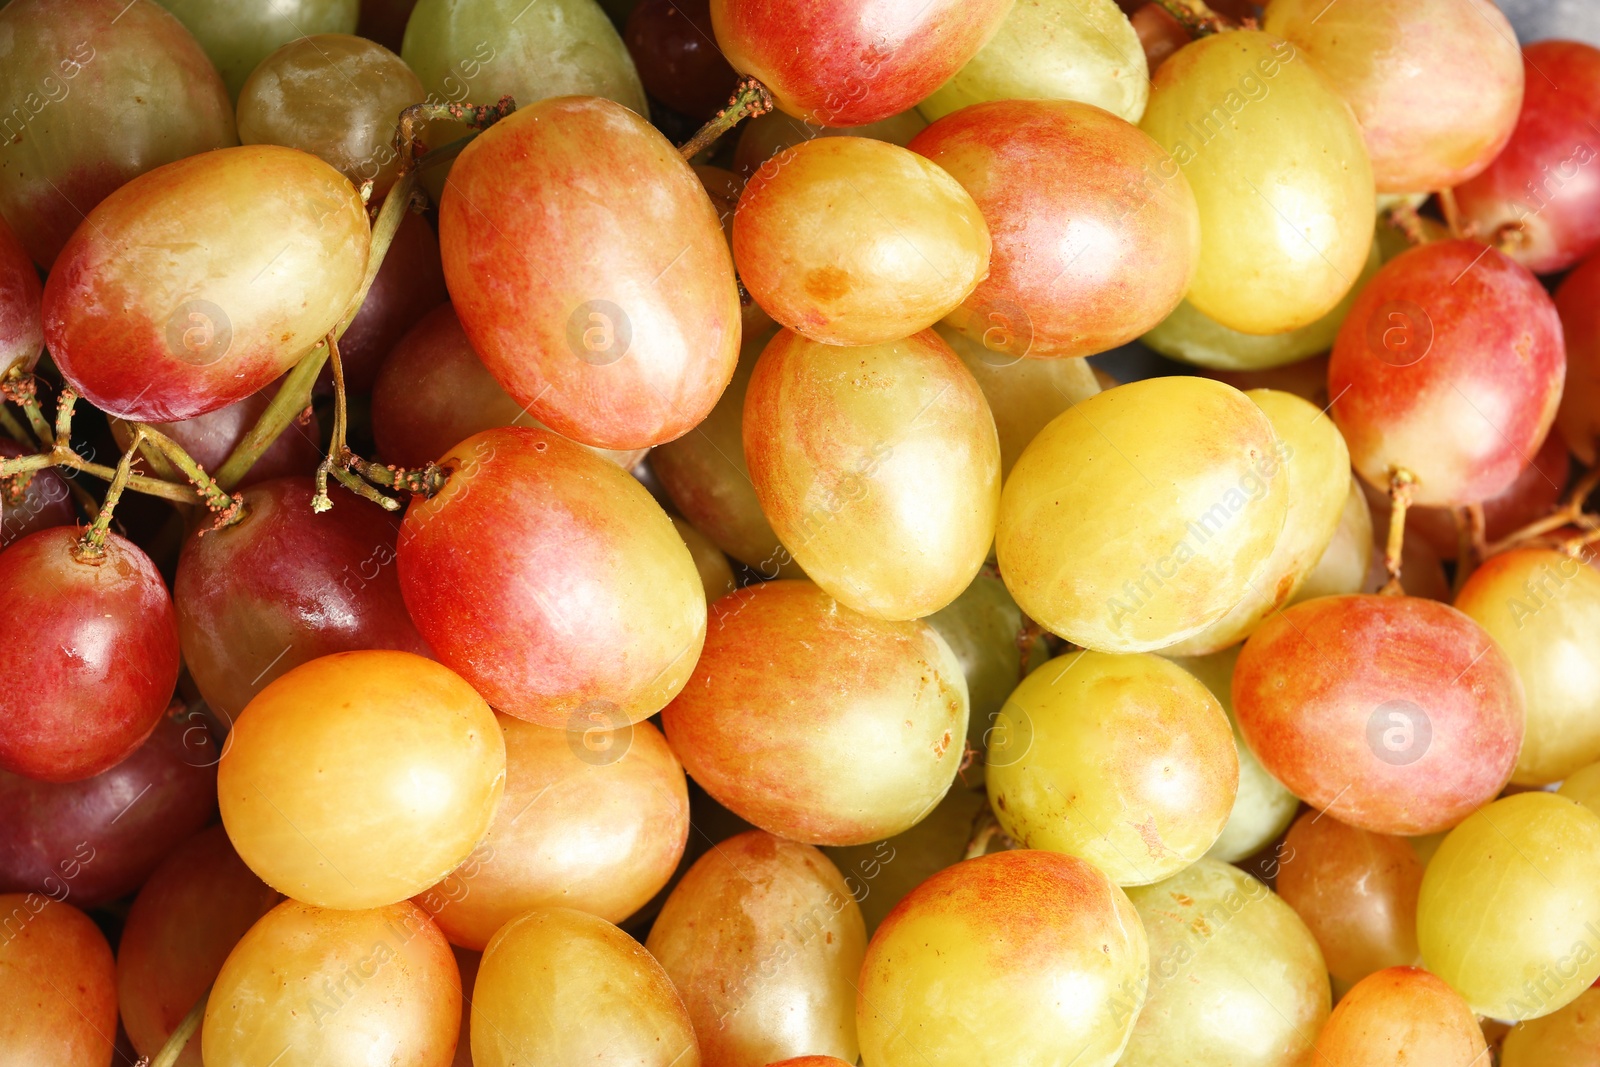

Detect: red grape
1556,247,1600,463
0,215,42,373
624,0,739,119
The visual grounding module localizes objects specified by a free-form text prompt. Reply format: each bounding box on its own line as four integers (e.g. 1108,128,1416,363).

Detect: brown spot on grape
805,266,852,302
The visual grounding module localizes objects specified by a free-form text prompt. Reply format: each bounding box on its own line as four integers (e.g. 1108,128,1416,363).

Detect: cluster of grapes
4,0,1600,1064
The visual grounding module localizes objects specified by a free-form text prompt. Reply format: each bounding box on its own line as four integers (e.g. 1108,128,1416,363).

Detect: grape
1456,549,1600,784
157,0,358,99
623,0,738,119
0,0,235,267
646,830,867,1066
0,706,214,908
0,439,75,549
332,210,449,395
919,0,1148,124
743,329,1000,620
1557,249,1600,464
1166,647,1300,865
1139,30,1375,335
397,427,706,727
1274,811,1423,989
359,0,418,51
671,515,737,604
1143,238,1382,372
471,907,698,1067
0,895,115,1067
996,376,1289,653
1328,240,1565,508
1501,986,1600,1066
709,0,1013,126
1232,594,1523,835
120,377,321,490
416,714,687,949
1262,0,1522,194
438,96,739,450
648,328,802,578
661,580,967,846
43,145,371,422
1418,792,1600,1020
1394,430,1570,562
1310,966,1486,1065
911,99,1199,360
174,476,431,722
1120,859,1330,1067
734,138,990,346
369,305,645,470
733,108,928,179
217,650,506,910
203,899,460,1067
986,650,1239,885
1164,388,1352,655
1454,41,1600,275
237,34,425,199
856,850,1147,1067
938,325,1100,480
118,826,281,1067
0,526,179,782
767,1059,854,1067
0,216,41,373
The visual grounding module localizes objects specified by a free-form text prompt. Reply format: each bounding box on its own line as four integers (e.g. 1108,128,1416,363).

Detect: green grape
1289,476,1374,604
857,850,1148,1067
1501,986,1600,1066
1143,236,1382,371
919,0,1148,124
1120,859,1330,1067
937,324,1101,480
1166,647,1299,864
996,376,1289,652
1164,389,1351,655
1139,31,1375,335
987,650,1239,886
237,34,425,198
1418,793,1600,1020
157,0,359,99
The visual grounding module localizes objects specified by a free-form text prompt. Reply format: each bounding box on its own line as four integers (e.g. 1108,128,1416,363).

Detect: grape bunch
4,0,1600,1064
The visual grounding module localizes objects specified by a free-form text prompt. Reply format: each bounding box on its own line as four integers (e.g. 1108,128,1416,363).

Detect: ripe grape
217,650,506,910
118,826,281,1067
43,145,371,422
438,96,739,450
0,216,42,373
856,850,1147,1067
157,0,359,99
1328,239,1564,508
732,108,928,178
0,439,75,548
416,714,688,949
671,515,737,603
203,899,460,1067
911,99,1199,360
661,580,967,846
1290,477,1374,603
646,830,867,1066
767,1059,854,1067
1556,248,1600,463
1501,985,1600,1066
1311,966,1487,1066
996,376,1289,653
0,526,180,783
332,210,449,395
986,650,1239,885
397,427,706,727
471,907,699,1067
742,328,1000,620
1392,429,1569,561
0,895,116,1067
1232,594,1523,835
623,0,738,119
1418,792,1600,1020
918,0,1148,124
1120,859,1330,1067
1139,30,1375,335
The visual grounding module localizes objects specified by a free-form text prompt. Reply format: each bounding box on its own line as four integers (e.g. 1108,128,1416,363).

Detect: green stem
76,429,145,559
1,368,53,446
312,333,352,513
678,77,776,161
133,422,243,523
0,403,31,446
345,453,448,496
397,96,517,171
1152,0,1236,36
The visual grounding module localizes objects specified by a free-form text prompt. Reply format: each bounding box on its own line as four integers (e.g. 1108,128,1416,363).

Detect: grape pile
6,0,1600,1064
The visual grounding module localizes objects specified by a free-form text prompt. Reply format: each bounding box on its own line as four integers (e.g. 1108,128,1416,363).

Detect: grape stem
1437,187,1466,241
75,427,146,559
964,803,1013,860
0,368,54,446
1484,463,1600,557
678,77,776,162
1151,0,1241,37
129,422,244,529
397,96,517,173
1383,201,1431,247
0,402,32,447
136,986,210,1067
1379,468,1418,595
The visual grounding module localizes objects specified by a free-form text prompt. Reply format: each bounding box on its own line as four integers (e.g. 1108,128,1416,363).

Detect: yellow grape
1164,389,1351,655
986,651,1239,886
1166,646,1300,864
1139,31,1375,335
1290,476,1374,604
472,908,699,1067
1560,760,1600,815
744,330,1001,621
670,515,737,605
646,831,866,1066
1501,986,1600,1066
937,324,1101,480
1121,859,1330,1067
0,896,116,1067
202,900,460,1067
919,0,1148,124
734,138,990,346
1455,548,1600,784
996,376,1288,652
218,651,506,910
857,850,1148,1067
1418,793,1600,1020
